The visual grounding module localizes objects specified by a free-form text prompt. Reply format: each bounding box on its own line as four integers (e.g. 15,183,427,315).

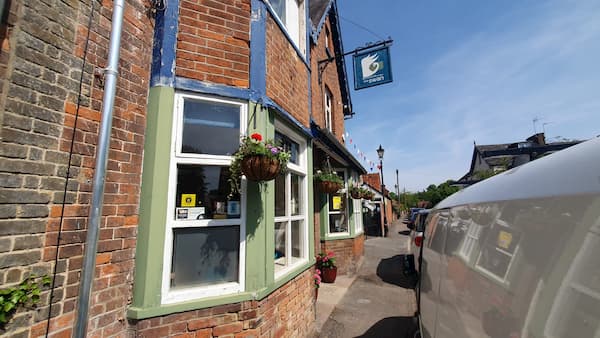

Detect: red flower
250,133,262,141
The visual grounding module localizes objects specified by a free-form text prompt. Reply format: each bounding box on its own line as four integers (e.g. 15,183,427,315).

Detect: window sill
128,292,254,320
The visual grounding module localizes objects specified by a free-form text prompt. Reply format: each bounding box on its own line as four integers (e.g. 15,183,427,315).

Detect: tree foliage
394,180,460,210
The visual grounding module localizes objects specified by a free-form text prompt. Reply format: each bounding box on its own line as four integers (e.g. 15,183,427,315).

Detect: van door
419,210,449,338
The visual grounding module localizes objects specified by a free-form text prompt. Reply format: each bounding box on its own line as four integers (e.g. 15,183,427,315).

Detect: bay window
162,93,247,304
327,170,349,235
273,123,308,277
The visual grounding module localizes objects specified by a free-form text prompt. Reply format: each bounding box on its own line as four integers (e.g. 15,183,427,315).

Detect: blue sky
336,0,600,192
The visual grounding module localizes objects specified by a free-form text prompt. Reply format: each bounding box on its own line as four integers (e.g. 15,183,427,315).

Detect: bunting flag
343,130,378,172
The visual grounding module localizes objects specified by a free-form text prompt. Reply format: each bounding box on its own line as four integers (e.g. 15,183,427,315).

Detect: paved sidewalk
314,220,418,338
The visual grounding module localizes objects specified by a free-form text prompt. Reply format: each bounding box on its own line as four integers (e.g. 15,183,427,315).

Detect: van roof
436,137,600,209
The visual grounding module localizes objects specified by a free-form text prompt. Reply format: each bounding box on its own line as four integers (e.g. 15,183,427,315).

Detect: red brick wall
176,0,250,87
135,269,317,338
320,235,364,275
310,19,345,142
0,0,153,337
265,15,310,127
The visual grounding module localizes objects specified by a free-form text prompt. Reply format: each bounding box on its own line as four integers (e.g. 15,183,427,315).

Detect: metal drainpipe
74,1,125,337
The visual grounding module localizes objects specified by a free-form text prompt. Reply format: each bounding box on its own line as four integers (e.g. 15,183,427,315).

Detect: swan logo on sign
353,46,393,90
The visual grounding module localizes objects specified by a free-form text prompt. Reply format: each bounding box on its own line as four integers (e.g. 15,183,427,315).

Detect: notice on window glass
498,230,513,250
181,194,196,207
176,207,205,220
332,196,342,210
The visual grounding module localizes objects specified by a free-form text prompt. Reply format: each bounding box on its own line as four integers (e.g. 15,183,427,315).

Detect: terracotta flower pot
241,155,281,181
321,266,337,283
317,180,342,194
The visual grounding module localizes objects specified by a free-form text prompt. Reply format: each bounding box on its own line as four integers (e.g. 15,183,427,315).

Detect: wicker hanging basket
349,189,362,199
317,180,343,194
241,155,281,182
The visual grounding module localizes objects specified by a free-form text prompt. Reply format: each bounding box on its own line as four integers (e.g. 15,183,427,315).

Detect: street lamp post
377,145,388,237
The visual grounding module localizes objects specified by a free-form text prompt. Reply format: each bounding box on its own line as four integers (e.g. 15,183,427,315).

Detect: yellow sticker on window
181,194,196,207
498,230,512,249
332,196,342,210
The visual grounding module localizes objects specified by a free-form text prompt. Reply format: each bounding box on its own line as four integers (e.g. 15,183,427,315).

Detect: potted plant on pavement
229,133,291,194
316,251,337,283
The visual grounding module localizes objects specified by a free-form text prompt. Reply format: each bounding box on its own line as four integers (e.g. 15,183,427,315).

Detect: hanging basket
349,190,362,199
317,180,343,194
241,155,281,182
363,192,374,200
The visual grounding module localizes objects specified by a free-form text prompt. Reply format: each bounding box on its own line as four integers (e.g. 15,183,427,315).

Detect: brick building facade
0,0,365,337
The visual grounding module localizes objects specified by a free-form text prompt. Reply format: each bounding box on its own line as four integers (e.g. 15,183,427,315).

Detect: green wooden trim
307,142,315,260
132,86,175,309
243,102,271,292
128,293,254,319
259,260,315,299
130,100,318,318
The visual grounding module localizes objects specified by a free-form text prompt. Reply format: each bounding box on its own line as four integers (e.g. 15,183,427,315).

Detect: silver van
418,137,600,338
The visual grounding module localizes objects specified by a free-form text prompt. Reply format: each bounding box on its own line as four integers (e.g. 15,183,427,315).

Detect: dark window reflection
175,164,239,220
181,99,240,155
275,132,299,164
171,226,239,288
275,174,285,217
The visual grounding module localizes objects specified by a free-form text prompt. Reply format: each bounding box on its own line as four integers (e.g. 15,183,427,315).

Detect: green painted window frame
319,169,364,241
129,90,315,319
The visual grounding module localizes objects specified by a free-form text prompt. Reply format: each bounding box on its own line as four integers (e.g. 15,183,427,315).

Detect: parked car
404,207,425,230
416,137,600,338
403,209,430,276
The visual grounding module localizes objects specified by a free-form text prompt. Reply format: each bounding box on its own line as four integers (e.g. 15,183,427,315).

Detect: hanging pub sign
353,46,393,90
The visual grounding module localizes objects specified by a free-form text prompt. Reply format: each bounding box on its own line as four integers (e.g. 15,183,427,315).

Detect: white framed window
324,87,333,132
474,220,520,283
327,170,349,236
162,93,247,304
351,174,363,234
459,221,482,261
353,198,363,234
545,232,600,337
274,122,309,278
267,0,306,54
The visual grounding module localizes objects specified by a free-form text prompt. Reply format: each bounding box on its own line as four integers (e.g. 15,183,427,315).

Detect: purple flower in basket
270,147,280,155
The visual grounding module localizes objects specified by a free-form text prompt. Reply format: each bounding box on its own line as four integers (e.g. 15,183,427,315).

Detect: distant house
360,173,397,236
456,133,581,186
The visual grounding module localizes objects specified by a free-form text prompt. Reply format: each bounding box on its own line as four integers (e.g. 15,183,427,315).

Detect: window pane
291,220,303,259
477,246,511,279
329,213,347,233
275,221,287,267
275,132,299,165
329,193,345,212
291,174,302,215
269,0,286,24
171,226,239,289
275,174,285,217
181,99,240,155
175,165,239,220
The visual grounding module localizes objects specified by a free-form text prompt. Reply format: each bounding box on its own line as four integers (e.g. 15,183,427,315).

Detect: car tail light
414,235,423,247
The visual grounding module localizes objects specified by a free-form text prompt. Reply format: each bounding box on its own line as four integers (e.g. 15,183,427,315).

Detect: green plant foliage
0,275,51,325
399,180,460,209
316,251,336,269
313,170,343,184
229,133,291,195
